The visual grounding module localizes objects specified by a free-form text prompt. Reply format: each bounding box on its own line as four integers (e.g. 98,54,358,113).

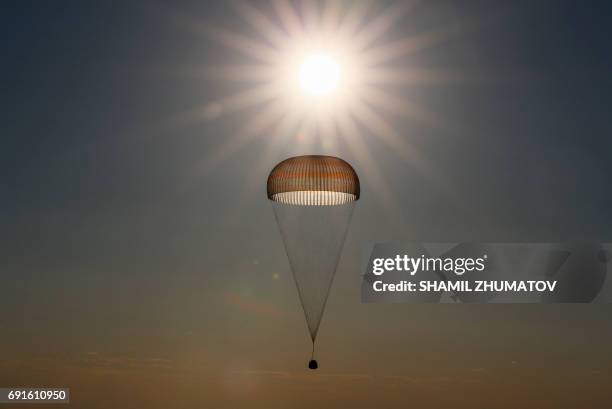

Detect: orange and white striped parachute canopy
267,155,360,206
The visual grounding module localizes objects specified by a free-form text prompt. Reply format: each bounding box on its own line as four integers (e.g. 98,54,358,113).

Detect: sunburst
165,0,463,212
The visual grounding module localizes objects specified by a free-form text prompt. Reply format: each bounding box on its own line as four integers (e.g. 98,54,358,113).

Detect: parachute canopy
267,155,360,205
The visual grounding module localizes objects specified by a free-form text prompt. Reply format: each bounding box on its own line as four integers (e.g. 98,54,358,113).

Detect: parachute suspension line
311,341,315,360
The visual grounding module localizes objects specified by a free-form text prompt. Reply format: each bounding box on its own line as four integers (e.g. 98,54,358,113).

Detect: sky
2,1,612,408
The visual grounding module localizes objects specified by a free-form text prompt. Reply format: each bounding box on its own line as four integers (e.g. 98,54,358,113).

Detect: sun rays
164,0,463,210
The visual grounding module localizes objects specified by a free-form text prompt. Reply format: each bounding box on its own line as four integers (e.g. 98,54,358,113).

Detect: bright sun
298,54,341,96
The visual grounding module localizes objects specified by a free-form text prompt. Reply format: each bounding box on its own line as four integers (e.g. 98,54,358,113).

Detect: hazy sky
2,1,612,408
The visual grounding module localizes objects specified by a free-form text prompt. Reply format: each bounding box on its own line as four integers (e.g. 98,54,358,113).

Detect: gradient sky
2,1,612,408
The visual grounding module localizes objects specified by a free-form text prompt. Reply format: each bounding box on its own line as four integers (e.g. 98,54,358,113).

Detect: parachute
267,155,360,369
